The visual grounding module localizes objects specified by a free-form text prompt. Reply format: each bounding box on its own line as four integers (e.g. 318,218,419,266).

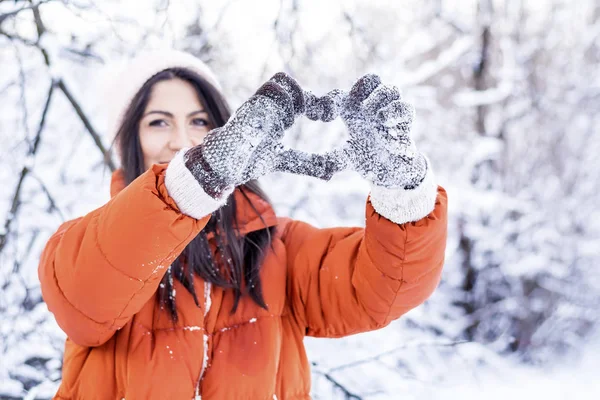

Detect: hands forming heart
181,72,429,200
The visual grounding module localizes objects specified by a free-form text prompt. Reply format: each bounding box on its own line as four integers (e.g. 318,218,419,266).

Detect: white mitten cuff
165,148,233,219
369,155,438,224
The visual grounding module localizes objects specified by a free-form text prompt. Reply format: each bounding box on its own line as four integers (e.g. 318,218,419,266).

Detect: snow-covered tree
1,0,598,398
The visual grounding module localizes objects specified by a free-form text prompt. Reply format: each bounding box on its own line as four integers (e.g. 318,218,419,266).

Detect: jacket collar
110,168,278,235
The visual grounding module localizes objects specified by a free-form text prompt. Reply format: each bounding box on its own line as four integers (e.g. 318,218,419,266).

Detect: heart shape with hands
180,72,429,200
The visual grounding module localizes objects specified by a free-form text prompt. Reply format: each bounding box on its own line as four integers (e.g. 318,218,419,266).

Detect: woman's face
139,78,212,169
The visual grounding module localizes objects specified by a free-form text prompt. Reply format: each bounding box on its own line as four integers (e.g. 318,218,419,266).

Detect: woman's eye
149,119,167,127
192,118,208,127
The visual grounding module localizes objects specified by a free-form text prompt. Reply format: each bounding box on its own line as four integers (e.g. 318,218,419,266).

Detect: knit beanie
99,49,223,150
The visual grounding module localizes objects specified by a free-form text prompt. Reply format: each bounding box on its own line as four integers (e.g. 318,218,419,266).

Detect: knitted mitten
166,72,437,223
277,73,437,223
165,77,299,218
339,74,438,223
339,74,428,189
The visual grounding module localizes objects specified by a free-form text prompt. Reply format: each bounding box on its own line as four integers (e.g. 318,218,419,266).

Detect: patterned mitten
165,77,299,218
339,74,438,223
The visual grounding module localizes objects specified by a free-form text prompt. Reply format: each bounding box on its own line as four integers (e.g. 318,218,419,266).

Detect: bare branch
212,0,241,32
12,40,32,147
308,340,470,399
30,0,47,37
12,228,39,275
434,11,470,35
0,81,54,255
29,173,65,221
473,0,493,136
342,10,379,68
0,0,53,26
0,29,38,46
1,5,116,171
328,339,471,374
0,76,16,94
55,79,116,171
259,0,286,81
311,364,363,400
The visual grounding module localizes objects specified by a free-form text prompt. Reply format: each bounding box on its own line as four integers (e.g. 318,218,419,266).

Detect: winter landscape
1,0,599,399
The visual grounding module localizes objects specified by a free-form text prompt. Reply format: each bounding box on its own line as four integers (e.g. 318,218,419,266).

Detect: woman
38,49,448,399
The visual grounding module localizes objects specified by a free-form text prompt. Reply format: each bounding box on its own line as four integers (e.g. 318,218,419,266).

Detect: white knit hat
100,49,223,147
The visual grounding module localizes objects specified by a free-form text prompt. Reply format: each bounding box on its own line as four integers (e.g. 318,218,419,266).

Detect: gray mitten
339,74,428,189
283,73,437,223
165,72,437,223
270,74,430,191
338,74,438,223
165,77,300,218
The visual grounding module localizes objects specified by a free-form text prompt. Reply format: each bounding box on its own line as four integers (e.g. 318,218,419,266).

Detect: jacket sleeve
280,183,448,338
38,162,215,347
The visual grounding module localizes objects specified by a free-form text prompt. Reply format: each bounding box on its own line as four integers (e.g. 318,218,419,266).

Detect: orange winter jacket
38,163,448,400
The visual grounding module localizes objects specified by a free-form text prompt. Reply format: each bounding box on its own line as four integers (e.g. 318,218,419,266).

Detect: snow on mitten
165,79,297,219
263,73,348,181
339,74,438,223
233,72,345,183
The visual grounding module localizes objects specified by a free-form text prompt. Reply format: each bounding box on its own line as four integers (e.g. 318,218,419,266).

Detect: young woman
38,49,448,400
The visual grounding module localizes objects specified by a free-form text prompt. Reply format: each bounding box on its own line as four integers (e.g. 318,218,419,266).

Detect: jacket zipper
194,281,212,399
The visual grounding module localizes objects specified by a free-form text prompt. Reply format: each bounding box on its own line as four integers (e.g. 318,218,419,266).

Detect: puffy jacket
38,163,448,399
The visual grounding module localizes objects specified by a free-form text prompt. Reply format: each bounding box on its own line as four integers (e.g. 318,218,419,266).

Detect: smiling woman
112,65,231,184
37,49,448,399
107,60,275,329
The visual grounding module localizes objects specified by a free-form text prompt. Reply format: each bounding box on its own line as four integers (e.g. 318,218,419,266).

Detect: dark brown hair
111,67,274,321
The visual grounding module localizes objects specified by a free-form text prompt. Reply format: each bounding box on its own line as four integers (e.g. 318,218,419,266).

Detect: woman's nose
168,126,194,151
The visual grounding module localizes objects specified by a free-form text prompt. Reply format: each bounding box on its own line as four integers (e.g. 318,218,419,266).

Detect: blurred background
1,0,599,398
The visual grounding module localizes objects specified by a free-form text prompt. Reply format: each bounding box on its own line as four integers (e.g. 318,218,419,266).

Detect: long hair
111,67,274,321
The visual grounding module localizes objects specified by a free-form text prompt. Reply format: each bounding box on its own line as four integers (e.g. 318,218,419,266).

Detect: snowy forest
1,0,599,398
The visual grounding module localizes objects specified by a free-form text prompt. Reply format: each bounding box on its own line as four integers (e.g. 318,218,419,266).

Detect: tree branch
0,81,54,254
0,0,53,26
55,79,116,170
311,364,363,400
328,339,471,374
0,2,117,171
0,29,38,46
29,172,65,221
12,39,32,145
